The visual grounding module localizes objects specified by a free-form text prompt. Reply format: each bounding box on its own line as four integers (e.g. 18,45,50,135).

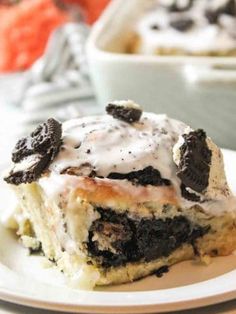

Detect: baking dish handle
183,64,236,83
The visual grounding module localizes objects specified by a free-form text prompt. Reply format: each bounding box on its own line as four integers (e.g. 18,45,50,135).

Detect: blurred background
0,0,110,165
0,0,236,167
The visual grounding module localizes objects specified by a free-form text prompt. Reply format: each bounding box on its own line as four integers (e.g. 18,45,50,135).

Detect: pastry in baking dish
128,0,236,56
4,100,236,288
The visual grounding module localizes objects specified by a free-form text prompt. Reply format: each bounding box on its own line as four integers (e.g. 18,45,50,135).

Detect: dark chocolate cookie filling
180,183,201,202
87,208,210,268
107,166,171,186
170,18,194,32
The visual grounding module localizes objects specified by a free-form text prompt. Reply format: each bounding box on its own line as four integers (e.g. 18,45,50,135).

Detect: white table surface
0,74,235,314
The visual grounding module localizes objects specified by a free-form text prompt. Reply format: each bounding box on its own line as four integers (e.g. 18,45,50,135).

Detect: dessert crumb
154,266,169,277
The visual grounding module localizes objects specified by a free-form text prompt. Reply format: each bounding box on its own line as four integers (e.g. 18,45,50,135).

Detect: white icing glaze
135,0,236,54
50,112,186,181
36,106,236,216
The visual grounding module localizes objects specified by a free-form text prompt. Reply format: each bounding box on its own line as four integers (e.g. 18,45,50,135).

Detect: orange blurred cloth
0,0,69,72
63,0,110,24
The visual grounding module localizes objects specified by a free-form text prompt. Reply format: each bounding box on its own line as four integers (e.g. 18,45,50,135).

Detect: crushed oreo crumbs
108,166,171,186
154,266,169,277
151,24,160,30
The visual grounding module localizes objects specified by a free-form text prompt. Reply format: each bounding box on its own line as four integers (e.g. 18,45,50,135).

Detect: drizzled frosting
134,0,236,54
50,112,187,180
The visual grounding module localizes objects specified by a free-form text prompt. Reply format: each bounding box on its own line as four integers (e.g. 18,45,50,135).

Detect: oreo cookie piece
168,0,193,12
180,183,201,202
170,17,194,31
106,102,142,123
4,118,62,185
205,9,219,24
150,23,160,30
12,137,35,163
205,0,236,24
226,0,236,15
176,129,212,193
5,153,53,185
61,163,97,177
154,266,169,278
108,166,171,186
31,118,62,154
12,118,62,163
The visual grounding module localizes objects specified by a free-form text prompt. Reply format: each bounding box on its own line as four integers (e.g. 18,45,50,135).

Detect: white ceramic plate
0,149,236,313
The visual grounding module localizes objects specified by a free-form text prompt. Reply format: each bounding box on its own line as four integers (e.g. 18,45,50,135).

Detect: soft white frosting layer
50,112,186,180
135,0,236,54
36,106,236,216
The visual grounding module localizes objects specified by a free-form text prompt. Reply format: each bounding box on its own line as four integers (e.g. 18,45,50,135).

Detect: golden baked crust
74,177,178,208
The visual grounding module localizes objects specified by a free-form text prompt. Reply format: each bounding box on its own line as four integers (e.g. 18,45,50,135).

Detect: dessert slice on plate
129,0,236,56
4,100,236,288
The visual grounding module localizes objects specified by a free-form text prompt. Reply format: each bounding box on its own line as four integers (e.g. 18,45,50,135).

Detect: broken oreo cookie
61,163,96,177
108,166,171,186
150,23,160,30
31,117,62,154
205,0,236,24
205,9,219,24
4,118,62,185
170,17,194,31
180,183,201,202
12,118,62,163
154,265,169,278
12,137,35,163
176,129,212,193
106,102,142,123
5,153,53,185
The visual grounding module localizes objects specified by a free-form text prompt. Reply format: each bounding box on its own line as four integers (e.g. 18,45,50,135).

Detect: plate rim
0,275,235,314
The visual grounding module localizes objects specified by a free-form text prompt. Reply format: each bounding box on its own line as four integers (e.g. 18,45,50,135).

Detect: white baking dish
87,0,236,149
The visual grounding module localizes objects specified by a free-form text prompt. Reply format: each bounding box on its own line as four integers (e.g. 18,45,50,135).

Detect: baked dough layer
12,180,236,287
